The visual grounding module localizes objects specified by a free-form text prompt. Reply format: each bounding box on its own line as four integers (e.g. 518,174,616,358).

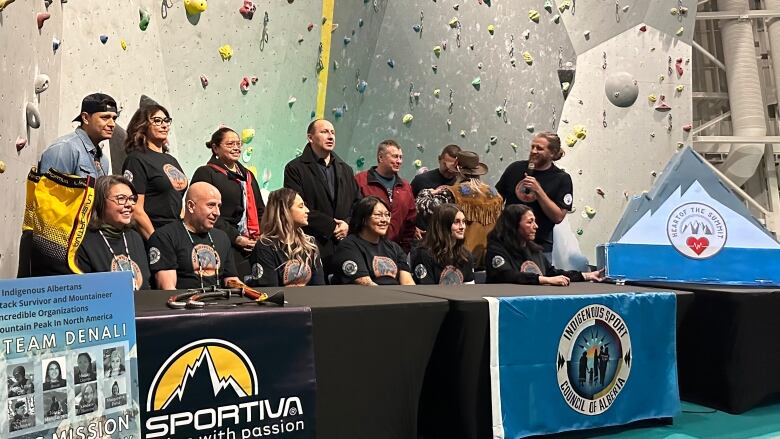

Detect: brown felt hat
455,150,488,176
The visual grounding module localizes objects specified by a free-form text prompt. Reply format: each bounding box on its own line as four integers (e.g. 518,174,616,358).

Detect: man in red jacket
355,139,417,252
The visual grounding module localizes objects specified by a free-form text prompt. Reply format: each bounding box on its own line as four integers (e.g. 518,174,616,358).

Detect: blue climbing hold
100,35,109,44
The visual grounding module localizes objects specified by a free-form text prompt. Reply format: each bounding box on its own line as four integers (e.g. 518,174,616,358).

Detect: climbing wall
327,0,696,263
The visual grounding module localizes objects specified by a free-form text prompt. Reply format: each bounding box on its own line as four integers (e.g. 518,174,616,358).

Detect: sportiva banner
487,293,679,438
0,271,140,439
137,306,316,439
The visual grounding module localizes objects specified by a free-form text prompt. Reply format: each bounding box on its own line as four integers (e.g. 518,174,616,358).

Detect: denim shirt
38,128,109,178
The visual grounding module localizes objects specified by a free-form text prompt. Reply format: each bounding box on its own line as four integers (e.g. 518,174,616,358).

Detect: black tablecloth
134,286,449,439
381,283,694,439
634,282,780,414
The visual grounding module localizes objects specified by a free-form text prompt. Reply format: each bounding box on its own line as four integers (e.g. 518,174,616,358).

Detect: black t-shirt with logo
147,221,237,289
485,238,583,284
332,234,410,285
410,246,475,285
247,237,325,287
410,168,457,197
496,160,573,252
76,228,151,290
122,149,189,230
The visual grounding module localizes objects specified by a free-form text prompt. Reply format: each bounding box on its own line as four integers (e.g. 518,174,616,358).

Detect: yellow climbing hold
676,26,684,36
241,129,255,144
487,24,495,35
218,44,233,61
522,51,533,65
433,89,441,97
676,84,685,92
433,46,442,57
449,17,460,28
528,9,540,23
402,114,414,124
184,0,207,15
647,94,657,103
573,125,587,140
583,206,596,219
413,159,423,168
558,0,571,13
120,39,127,50
565,134,578,147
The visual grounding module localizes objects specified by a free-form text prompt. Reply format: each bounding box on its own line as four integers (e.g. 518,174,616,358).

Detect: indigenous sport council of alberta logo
557,305,631,416
666,202,727,259
145,339,305,438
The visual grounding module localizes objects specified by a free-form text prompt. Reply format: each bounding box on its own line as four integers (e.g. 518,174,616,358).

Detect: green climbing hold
356,156,366,168
139,7,151,31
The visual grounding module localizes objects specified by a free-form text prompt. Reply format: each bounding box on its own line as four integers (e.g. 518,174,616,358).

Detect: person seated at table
191,127,265,279
332,196,414,286
248,188,325,287
147,182,240,290
77,175,150,290
486,204,604,285
410,204,475,285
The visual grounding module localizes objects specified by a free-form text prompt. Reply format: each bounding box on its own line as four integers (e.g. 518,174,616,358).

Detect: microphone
522,162,535,194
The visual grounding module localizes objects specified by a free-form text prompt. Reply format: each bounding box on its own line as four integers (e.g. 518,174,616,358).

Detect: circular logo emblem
148,247,161,265
123,169,134,182
251,263,264,280
563,193,573,206
492,255,505,269
666,202,727,259
110,255,143,290
556,304,632,416
191,244,220,277
414,264,428,280
342,260,358,276
514,181,537,203
163,163,189,191
520,260,542,275
439,266,464,285
282,260,312,286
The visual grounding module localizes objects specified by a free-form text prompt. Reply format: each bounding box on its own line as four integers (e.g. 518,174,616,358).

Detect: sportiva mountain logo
144,339,306,439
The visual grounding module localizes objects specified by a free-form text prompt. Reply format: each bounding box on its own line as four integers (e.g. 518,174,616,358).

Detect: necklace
182,221,220,290
98,230,138,290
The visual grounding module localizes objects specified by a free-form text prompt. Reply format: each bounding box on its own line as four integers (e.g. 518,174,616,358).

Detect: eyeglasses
109,194,138,206
149,117,173,126
221,141,243,147
371,212,391,220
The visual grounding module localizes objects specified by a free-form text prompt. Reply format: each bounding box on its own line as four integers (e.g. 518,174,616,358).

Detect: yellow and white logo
146,338,257,412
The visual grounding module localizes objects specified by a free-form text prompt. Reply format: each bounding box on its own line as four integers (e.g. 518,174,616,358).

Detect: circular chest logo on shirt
414,264,428,280
163,164,189,191
283,260,312,286
514,181,537,203
563,193,573,206
666,202,727,259
491,255,505,269
191,244,220,277
557,304,632,416
439,266,464,285
342,260,358,276
148,247,161,265
123,169,134,182
372,256,398,279
251,263,264,280
520,260,542,275
111,255,143,290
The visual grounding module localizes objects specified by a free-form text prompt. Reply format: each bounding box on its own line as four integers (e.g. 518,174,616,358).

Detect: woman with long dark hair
486,204,604,285
121,104,188,240
332,196,414,285
248,188,324,287
410,204,474,284
191,128,265,278
77,175,150,290
43,360,66,391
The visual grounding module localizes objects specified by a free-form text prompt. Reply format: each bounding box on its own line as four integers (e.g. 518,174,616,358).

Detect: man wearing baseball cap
38,93,118,178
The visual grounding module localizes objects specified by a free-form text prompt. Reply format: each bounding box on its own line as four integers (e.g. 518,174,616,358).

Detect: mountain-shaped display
163,347,246,412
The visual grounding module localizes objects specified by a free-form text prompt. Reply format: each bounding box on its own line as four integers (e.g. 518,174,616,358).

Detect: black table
381,283,694,439
134,286,448,439
634,282,780,414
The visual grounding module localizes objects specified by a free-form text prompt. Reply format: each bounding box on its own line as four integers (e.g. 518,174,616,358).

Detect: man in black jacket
284,119,360,277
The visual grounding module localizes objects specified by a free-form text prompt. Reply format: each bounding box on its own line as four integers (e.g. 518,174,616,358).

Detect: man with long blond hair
248,188,324,287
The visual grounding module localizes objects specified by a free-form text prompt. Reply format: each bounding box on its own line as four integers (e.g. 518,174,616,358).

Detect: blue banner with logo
0,271,140,438
487,293,680,438
137,304,316,439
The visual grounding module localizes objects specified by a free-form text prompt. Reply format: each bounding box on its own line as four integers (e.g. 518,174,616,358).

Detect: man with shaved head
147,182,240,289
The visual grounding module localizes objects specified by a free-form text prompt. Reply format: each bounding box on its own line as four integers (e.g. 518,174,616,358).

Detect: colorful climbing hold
241,146,253,163
0,0,17,12
240,77,250,93
654,95,671,112
561,82,570,92
288,96,297,107
52,37,60,52
510,142,518,152
15,137,27,151
676,84,685,92
100,35,109,44
489,136,498,145
522,51,533,65
639,25,647,32
526,125,535,132
139,7,151,30
596,187,605,197
219,44,233,61
433,46,442,57
583,30,591,40
647,94,657,103
573,125,587,140
551,14,560,24
356,156,366,169
413,159,422,168
36,12,51,30
200,75,209,87
449,17,459,28
459,130,467,137
558,0,571,12
356,80,368,93
544,0,553,13
412,24,421,33
307,23,314,31
682,123,692,132
184,0,207,15
433,89,441,97
528,9,540,23
675,27,684,36
241,128,255,144
120,39,127,50
487,24,495,35
576,228,584,236
471,77,481,89
34,74,50,94
0,161,5,173
582,206,596,219
565,134,578,147
387,59,395,68
402,114,414,125
343,36,351,45
239,0,256,19
675,57,684,76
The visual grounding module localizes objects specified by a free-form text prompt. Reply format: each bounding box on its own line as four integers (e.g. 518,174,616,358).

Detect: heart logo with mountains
686,236,709,255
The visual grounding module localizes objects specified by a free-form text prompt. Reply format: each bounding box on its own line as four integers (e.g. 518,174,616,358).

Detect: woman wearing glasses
332,196,415,285
77,175,150,290
191,128,265,278
247,188,324,287
121,105,188,240
410,204,475,285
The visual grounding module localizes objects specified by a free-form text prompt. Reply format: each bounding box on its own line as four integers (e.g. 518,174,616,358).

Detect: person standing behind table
283,119,361,278
38,93,117,178
248,188,325,287
76,175,150,290
121,104,189,240
355,139,416,252
410,203,475,285
410,144,461,197
191,127,265,278
485,204,603,285
147,182,240,290
496,132,573,260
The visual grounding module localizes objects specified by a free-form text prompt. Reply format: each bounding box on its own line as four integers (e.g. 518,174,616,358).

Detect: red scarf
207,163,260,239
